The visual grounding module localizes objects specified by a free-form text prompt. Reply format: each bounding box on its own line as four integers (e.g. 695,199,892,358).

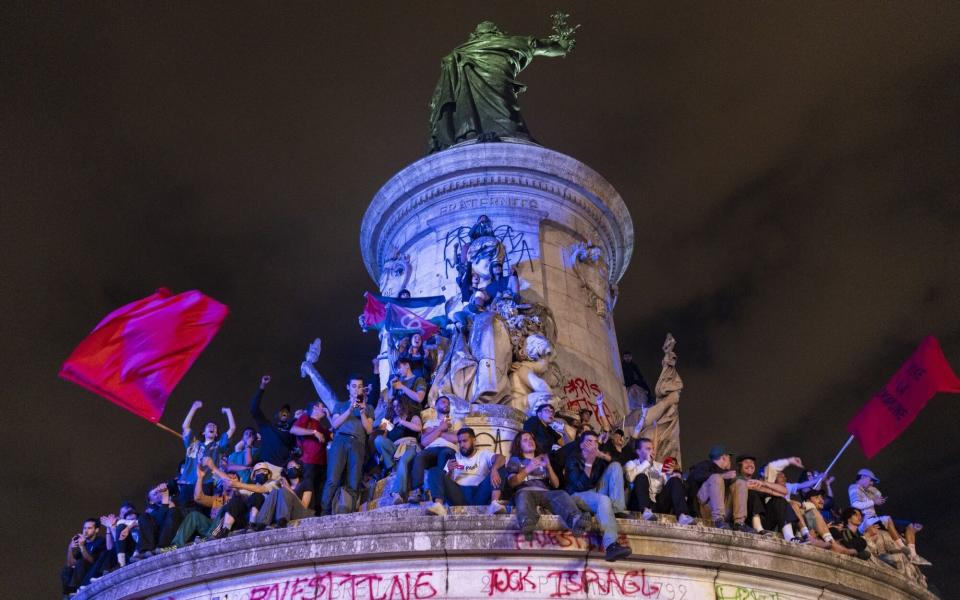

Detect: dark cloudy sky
2,2,959,597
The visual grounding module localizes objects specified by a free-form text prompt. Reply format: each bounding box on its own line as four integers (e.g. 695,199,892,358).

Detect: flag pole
815,434,855,489
154,421,183,439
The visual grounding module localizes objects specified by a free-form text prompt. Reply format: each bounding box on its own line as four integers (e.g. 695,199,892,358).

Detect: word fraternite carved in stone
428,14,578,153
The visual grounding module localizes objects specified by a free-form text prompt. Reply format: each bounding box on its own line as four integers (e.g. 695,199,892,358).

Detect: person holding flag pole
804,336,958,566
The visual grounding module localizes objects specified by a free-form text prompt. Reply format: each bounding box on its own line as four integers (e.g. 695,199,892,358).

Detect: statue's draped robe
429,35,538,152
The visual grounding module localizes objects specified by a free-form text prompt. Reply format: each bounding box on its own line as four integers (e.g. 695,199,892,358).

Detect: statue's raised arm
428,14,579,153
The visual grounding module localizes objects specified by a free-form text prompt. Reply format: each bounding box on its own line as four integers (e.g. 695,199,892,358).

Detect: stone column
360,138,634,430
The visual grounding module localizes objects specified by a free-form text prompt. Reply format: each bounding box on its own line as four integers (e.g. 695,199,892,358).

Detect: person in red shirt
289,400,331,511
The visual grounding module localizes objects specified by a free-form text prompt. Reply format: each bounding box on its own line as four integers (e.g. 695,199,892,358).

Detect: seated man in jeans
425,428,506,516
624,437,694,525
564,430,632,562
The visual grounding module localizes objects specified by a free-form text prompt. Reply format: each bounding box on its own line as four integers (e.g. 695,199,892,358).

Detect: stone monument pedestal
361,138,635,428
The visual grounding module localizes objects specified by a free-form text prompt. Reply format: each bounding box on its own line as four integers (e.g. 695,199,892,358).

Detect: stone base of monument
76,508,935,600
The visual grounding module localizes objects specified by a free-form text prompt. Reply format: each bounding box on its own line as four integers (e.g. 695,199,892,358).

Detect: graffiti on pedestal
482,566,664,599
512,530,629,552
714,584,781,600
561,376,622,430
245,569,438,600
441,222,534,279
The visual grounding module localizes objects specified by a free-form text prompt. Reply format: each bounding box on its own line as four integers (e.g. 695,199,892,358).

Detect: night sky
3,3,959,597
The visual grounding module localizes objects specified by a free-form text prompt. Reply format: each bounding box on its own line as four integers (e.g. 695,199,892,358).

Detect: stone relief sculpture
571,241,617,318
432,222,515,405
509,334,557,414
378,254,412,297
428,14,579,153
431,215,562,407
635,333,683,465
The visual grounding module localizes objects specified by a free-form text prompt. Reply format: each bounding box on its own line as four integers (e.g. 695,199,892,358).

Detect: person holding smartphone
507,431,588,541
425,427,505,516
319,373,374,515
624,437,694,525
60,518,104,595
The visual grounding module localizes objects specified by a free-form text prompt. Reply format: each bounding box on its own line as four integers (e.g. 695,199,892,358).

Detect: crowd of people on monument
62,318,931,597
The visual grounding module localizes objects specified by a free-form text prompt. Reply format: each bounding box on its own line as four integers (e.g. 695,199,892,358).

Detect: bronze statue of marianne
428,14,579,153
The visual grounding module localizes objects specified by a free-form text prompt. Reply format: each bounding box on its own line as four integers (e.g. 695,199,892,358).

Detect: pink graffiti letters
546,568,660,598
486,566,537,596
513,530,629,551
248,570,437,600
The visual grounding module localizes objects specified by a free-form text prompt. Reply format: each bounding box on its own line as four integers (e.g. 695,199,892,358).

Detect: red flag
847,336,960,458
59,288,228,422
359,292,387,331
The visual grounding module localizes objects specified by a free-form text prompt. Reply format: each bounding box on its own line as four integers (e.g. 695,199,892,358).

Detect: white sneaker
488,500,506,515
427,501,448,517
910,553,933,566
641,508,656,521
678,514,695,526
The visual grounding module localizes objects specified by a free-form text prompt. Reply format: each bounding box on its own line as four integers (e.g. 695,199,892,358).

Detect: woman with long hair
374,396,422,503
507,431,587,540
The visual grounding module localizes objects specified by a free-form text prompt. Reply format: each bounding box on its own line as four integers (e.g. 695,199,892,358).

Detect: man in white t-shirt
624,437,694,525
425,427,505,516
409,395,463,503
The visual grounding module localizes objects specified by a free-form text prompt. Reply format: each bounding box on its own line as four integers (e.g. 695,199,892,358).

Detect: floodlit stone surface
360,138,634,424
78,509,936,600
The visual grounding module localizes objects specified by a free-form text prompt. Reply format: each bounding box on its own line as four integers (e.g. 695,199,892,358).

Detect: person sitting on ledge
736,454,776,534
624,437,695,525
687,444,752,532
60,517,105,595
136,477,193,559
759,457,822,541
564,430,632,562
169,460,242,546
863,518,928,586
250,458,315,530
219,461,283,530
848,468,929,565
425,427,506,516
830,507,872,560
791,488,858,555
409,395,462,504
523,402,565,455
390,357,427,406
373,396,422,504
97,502,138,574
598,429,631,467
507,431,589,541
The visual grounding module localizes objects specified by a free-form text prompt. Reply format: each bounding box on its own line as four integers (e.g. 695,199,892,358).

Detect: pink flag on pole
59,288,229,422
847,336,960,458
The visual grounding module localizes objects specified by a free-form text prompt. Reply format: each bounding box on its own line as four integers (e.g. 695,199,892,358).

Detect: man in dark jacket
249,375,296,468
687,444,751,532
564,430,631,562
522,403,564,454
